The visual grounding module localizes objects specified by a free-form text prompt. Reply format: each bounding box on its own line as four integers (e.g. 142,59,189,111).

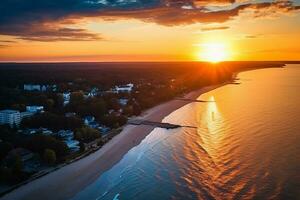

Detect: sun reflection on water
196,95,225,162
205,96,221,134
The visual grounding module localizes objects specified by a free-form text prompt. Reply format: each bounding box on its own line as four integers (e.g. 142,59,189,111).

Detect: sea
71,64,300,200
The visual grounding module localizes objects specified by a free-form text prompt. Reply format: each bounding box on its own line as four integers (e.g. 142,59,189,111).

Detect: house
63,92,71,106
57,130,79,151
0,109,21,127
57,130,73,137
114,83,134,93
118,98,129,106
52,84,58,92
84,116,95,125
20,111,34,120
41,128,53,135
65,139,79,151
88,87,99,97
98,126,110,134
24,84,57,92
22,128,38,135
24,84,41,91
23,128,53,135
65,112,77,118
41,85,47,92
26,106,44,113
88,121,100,129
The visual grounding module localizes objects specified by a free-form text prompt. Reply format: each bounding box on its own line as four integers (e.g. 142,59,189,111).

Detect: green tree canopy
43,149,56,165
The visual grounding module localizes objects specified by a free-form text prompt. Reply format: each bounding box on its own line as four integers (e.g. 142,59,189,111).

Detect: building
114,83,134,93
24,84,41,91
84,116,95,125
88,121,100,129
63,92,71,106
119,98,129,106
87,87,99,97
20,111,34,119
26,106,44,113
0,109,21,127
41,128,53,135
65,112,77,118
57,130,79,151
57,130,73,137
24,84,57,92
65,139,80,151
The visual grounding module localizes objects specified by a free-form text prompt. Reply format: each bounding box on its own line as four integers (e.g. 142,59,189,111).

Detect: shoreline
0,71,247,200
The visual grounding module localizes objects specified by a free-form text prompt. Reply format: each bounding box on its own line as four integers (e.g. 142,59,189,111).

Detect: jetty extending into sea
128,119,196,129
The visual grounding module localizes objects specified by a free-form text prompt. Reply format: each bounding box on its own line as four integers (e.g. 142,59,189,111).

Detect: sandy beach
0,83,226,200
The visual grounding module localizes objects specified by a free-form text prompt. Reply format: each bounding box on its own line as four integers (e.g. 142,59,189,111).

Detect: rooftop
0,109,20,114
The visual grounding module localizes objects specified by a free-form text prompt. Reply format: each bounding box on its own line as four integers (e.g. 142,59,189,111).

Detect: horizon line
0,60,300,64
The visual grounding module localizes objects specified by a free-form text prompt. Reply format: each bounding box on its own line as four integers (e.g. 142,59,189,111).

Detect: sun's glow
197,43,229,63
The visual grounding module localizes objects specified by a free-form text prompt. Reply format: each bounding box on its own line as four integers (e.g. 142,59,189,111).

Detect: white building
57,130,79,151
114,83,134,93
63,92,71,106
0,110,21,127
20,111,34,119
24,84,41,91
84,116,95,125
24,84,57,92
26,106,44,113
88,87,99,97
119,98,129,106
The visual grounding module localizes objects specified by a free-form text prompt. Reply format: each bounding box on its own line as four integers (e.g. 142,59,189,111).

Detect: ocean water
71,65,300,200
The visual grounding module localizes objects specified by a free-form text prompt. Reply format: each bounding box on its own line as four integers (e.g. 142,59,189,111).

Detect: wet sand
0,83,226,200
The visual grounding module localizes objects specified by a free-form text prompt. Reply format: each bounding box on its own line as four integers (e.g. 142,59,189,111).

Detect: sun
197,43,229,63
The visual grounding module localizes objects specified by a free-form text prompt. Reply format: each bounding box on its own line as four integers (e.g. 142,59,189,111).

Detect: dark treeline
0,61,285,88
0,61,285,111
21,113,83,131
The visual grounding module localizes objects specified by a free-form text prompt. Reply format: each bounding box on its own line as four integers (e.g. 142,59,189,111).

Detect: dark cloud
246,35,258,38
245,34,265,39
98,1,300,25
0,40,16,43
0,40,16,48
0,0,299,41
0,45,9,48
201,26,229,31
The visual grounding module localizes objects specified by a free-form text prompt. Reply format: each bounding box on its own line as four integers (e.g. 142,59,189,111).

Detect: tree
90,100,107,118
26,135,69,159
45,98,55,111
21,112,83,131
0,142,13,161
79,142,85,152
70,91,85,106
123,106,133,116
101,114,128,128
55,93,64,109
12,156,23,173
74,127,100,143
43,149,56,165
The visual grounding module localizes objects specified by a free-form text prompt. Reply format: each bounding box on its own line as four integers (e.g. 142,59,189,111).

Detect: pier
127,119,196,129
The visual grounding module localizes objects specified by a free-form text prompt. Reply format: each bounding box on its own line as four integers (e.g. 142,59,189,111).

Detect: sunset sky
0,0,299,62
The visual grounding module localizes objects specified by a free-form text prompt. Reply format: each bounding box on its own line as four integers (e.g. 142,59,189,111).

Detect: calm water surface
72,65,300,200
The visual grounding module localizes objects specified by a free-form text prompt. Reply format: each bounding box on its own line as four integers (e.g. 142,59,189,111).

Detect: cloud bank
0,0,299,41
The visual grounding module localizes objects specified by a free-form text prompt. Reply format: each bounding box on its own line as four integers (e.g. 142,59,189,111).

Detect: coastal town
0,62,284,193
0,79,141,187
